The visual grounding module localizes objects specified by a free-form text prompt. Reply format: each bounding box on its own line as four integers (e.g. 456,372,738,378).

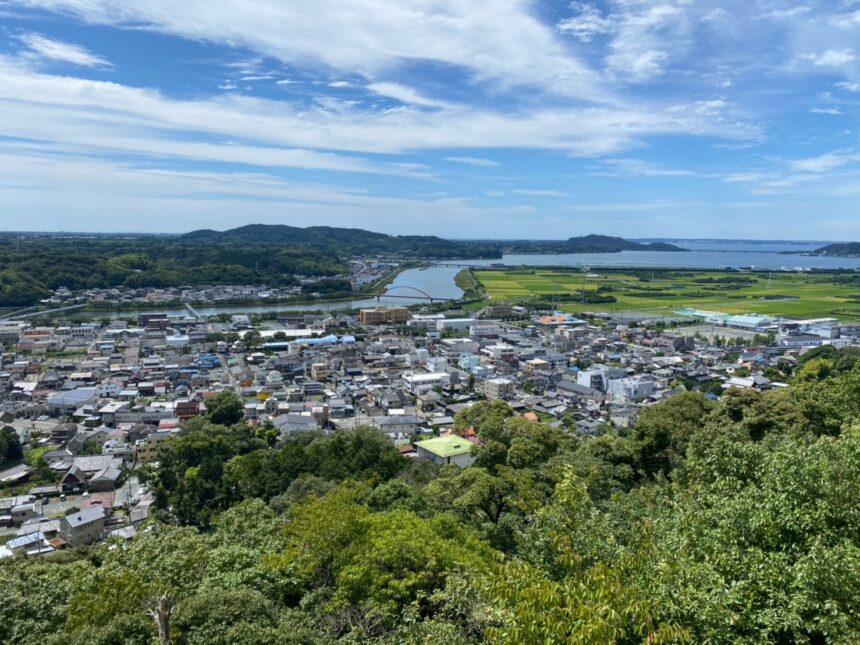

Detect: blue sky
0,1,858,239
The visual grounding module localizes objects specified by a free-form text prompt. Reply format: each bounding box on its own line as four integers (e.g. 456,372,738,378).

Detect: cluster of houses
1,301,857,556
40,276,358,308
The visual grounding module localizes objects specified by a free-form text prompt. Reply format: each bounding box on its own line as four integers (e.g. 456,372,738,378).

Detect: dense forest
4,358,860,644
0,235,348,307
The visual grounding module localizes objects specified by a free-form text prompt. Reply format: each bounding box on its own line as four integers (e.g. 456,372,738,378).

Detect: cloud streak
18,32,111,67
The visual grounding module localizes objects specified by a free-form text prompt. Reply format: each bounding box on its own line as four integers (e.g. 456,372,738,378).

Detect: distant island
810,242,860,258
513,234,686,254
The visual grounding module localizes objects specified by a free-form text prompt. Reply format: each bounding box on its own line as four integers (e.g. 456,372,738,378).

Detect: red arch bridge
376,285,443,302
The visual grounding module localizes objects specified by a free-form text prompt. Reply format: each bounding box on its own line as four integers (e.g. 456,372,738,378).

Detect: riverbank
454,268,483,300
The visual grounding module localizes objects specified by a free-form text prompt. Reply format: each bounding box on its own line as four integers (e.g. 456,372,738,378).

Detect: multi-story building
478,377,516,401
61,506,105,546
358,307,410,325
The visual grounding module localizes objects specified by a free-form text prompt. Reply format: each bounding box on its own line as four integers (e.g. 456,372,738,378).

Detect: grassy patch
24,444,55,466
474,269,860,321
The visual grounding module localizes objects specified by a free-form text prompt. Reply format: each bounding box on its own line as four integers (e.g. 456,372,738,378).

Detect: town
0,295,850,555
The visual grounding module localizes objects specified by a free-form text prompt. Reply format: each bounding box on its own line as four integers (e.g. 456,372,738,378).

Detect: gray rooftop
65,505,105,528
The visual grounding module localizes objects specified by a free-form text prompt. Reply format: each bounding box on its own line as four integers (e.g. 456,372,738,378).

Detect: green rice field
474,269,860,321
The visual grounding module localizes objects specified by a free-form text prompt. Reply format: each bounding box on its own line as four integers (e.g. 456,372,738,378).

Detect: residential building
358,307,409,325
61,506,106,546
415,435,476,468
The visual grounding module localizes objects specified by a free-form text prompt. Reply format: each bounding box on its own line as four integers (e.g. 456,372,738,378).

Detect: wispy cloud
6,0,607,101
809,107,843,115
596,158,697,177
366,82,451,108
511,189,569,197
18,32,111,68
801,49,856,67
445,156,500,168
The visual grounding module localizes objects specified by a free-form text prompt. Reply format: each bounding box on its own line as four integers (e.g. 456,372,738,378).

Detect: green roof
416,435,473,458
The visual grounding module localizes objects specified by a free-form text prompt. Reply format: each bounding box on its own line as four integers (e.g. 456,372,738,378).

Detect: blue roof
294,335,339,346
47,388,97,406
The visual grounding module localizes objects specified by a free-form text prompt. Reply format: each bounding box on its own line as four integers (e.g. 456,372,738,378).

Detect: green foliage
272,484,497,638
630,391,714,479
204,391,244,426
156,425,405,524
0,425,23,464
0,235,350,306
0,555,92,645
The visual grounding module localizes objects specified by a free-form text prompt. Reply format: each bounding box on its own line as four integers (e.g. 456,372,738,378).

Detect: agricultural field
473,268,860,320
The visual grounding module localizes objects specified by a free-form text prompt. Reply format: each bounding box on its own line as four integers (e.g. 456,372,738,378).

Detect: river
66,240,860,320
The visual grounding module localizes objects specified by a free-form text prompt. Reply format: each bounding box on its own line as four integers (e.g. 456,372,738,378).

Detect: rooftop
416,435,474,458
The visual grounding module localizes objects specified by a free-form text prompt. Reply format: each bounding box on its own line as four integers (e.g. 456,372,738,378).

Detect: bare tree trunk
149,592,174,645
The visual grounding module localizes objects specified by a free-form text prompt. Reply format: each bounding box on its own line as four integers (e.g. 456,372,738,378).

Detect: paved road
41,493,85,517
114,475,141,509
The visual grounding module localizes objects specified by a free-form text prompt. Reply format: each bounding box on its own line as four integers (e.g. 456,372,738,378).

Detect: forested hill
183,225,686,256
182,224,502,259
812,241,860,257
509,234,686,253
4,350,860,643
0,236,347,307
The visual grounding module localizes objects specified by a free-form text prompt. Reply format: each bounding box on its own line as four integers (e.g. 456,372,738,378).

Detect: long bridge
0,304,85,320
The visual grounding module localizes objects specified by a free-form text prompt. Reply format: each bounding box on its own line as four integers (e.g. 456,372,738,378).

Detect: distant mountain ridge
811,242,860,257
182,225,686,257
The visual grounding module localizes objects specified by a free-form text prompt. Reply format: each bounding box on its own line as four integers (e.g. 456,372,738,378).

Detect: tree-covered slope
812,241,860,257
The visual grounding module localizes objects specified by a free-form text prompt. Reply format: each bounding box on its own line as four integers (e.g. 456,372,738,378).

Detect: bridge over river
375,285,445,302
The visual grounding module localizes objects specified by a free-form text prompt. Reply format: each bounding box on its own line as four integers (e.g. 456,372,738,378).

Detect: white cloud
765,6,812,21
598,158,696,177
511,189,568,197
790,151,860,173
832,10,860,30
0,144,559,235
557,2,613,42
835,81,860,92
0,57,758,182
328,81,352,88
809,107,843,115
6,0,607,101
445,156,501,168
366,82,450,108
801,49,856,67
604,3,684,81
566,201,685,212
18,32,111,67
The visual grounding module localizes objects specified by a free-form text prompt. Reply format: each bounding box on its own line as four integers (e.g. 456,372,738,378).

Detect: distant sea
464,239,860,271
